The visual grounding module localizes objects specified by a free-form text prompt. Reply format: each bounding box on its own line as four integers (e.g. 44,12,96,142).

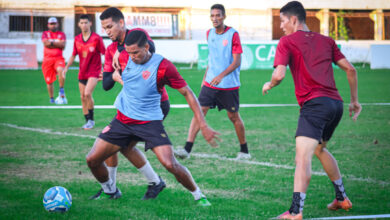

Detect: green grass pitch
0,64,389,219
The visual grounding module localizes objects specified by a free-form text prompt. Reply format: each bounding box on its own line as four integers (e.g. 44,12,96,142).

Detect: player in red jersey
63,15,105,130
87,7,165,200
261,1,362,219
41,17,67,104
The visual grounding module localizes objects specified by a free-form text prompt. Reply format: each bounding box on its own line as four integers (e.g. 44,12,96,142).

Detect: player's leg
315,142,351,210
175,86,216,158
42,59,56,103
103,153,119,196
86,138,121,198
78,81,89,128
153,145,210,205
120,142,165,200
83,77,99,129
54,58,67,104
227,111,250,159
314,99,351,211
174,106,209,159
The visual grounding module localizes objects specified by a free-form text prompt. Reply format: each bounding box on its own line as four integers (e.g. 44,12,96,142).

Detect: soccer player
175,4,249,160
88,7,165,200
261,1,362,219
86,30,219,206
63,15,105,130
41,17,67,104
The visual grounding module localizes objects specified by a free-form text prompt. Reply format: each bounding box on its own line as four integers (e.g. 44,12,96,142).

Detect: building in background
0,0,389,64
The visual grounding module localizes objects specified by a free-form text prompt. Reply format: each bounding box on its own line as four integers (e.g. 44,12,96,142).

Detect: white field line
1,123,389,186
309,214,390,220
0,103,389,109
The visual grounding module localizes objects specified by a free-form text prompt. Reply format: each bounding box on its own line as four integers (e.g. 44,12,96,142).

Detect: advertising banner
0,44,38,69
96,12,173,37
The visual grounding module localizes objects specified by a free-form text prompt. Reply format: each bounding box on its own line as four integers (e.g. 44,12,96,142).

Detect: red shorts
42,57,65,84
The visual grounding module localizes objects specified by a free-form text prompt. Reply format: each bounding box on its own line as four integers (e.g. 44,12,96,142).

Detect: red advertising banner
0,44,38,69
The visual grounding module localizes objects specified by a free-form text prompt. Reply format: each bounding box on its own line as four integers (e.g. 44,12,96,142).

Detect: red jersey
103,28,153,73
117,58,187,125
273,31,344,106
42,31,66,59
72,32,105,80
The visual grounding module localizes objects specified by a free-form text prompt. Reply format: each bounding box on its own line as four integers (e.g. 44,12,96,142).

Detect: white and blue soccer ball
43,186,72,213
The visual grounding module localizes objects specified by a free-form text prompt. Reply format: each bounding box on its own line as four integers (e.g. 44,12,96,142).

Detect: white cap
48,17,58,24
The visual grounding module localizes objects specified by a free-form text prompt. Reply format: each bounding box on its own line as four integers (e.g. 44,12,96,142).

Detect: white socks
106,166,118,187
191,186,205,200
100,178,115,194
138,161,160,184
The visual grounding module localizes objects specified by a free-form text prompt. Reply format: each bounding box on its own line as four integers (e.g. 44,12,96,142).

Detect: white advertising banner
96,12,173,37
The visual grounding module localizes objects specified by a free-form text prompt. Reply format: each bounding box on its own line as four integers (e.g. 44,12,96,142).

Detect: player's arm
43,39,65,49
177,86,220,147
209,53,241,87
62,55,76,79
102,72,116,91
336,58,362,120
262,65,286,95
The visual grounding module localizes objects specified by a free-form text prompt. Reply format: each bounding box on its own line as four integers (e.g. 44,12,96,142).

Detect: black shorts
79,79,88,85
296,97,343,143
98,118,172,151
161,100,170,120
198,86,239,112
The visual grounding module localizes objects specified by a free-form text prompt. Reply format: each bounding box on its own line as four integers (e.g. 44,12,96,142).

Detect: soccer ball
43,186,72,212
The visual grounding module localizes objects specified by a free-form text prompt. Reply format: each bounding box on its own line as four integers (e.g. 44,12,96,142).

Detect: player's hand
112,70,123,86
112,50,120,70
98,72,103,81
200,125,221,148
262,82,272,95
209,75,224,87
61,68,67,79
349,102,362,121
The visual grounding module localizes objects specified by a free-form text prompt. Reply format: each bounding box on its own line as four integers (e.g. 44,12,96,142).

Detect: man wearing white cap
41,17,67,104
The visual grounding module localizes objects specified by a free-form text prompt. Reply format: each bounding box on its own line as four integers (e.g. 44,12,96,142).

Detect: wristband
50,42,54,46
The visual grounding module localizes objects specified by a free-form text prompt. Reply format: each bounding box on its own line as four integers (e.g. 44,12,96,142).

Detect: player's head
100,7,125,42
47,17,58,32
279,1,306,35
124,30,150,65
210,4,226,29
78,14,92,33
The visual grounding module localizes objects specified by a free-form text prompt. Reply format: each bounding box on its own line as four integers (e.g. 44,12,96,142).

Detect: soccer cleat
89,188,103,200
197,197,211,207
327,197,352,211
276,211,303,219
82,120,95,130
235,152,251,160
50,98,55,104
174,148,190,159
89,188,122,200
142,176,166,200
54,96,67,104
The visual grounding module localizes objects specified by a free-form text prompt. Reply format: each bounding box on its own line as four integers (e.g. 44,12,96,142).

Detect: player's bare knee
162,160,179,172
86,155,99,169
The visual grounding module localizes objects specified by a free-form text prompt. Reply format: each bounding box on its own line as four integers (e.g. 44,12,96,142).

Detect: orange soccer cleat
327,197,352,211
276,211,303,220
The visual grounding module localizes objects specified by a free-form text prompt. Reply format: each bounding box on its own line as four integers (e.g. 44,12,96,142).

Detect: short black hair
280,1,306,23
211,4,225,16
125,30,148,48
100,7,124,22
79,14,91,21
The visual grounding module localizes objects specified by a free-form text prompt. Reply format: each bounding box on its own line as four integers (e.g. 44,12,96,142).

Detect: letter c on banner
255,45,266,61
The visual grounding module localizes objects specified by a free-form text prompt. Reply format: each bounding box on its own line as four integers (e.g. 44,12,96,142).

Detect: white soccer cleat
174,148,190,159
55,96,65,104
235,152,251,160
82,120,95,130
